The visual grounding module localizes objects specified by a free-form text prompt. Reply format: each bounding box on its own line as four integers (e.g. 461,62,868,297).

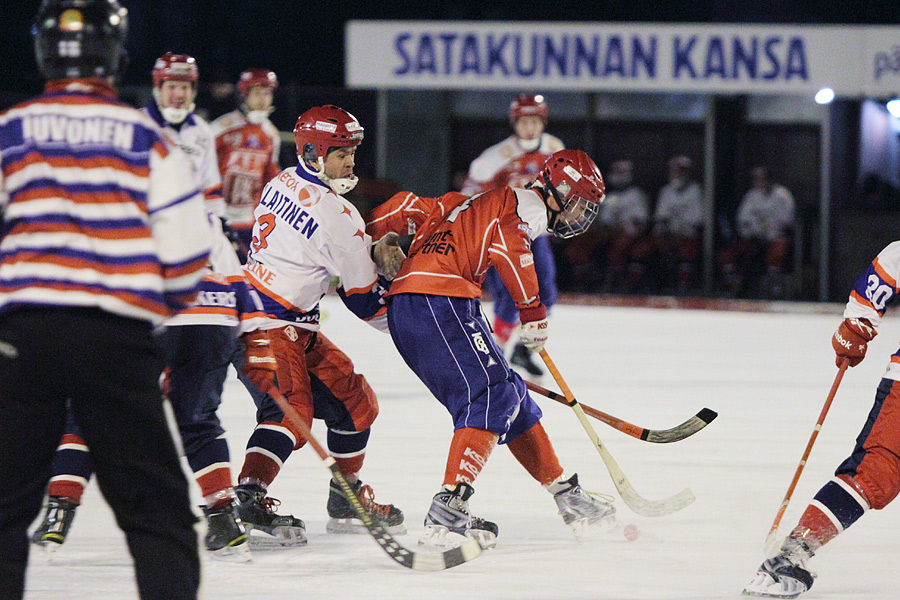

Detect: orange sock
443,427,498,487
507,422,563,486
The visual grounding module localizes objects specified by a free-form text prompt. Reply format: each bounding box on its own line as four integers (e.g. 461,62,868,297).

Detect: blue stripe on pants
388,293,542,443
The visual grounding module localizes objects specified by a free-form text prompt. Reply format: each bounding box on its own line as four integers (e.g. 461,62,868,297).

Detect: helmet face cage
33,0,129,81
539,150,605,239
552,194,602,239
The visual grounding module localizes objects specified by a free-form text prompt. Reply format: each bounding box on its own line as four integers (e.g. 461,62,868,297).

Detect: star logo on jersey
353,229,365,239
341,206,353,217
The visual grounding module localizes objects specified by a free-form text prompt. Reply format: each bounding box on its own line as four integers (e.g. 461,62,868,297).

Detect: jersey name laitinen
244,166,388,332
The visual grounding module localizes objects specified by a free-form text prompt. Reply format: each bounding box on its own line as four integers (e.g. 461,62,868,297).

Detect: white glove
372,232,406,280
519,318,549,351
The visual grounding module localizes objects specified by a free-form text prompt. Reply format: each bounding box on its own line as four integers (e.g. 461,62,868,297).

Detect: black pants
0,309,199,600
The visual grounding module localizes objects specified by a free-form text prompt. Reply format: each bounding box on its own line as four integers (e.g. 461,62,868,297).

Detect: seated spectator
718,165,795,297
631,155,703,294
594,160,650,293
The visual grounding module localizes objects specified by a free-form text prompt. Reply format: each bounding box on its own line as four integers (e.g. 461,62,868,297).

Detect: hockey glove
519,318,550,351
832,317,876,367
372,232,406,281
241,331,278,393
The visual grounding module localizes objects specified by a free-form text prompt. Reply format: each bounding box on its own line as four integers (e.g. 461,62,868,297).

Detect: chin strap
298,157,359,195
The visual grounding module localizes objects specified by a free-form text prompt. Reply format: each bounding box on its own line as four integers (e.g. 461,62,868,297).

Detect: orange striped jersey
0,79,212,324
367,187,549,320
210,109,281,230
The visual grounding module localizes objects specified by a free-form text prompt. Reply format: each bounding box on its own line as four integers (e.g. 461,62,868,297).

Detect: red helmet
238,68,278,97
509,94,548,125
536,149,605,239
152,52,198,88
293,105,364,163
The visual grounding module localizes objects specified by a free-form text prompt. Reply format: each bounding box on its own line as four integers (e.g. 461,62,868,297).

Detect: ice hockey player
461,94,565,378
211,68,282,260
237,104,405,537
367,149,616,549
743,240,900,598
0,1,210,597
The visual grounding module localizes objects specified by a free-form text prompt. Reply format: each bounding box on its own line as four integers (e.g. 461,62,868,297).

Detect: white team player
461,94,565,378
237,104,405,534
146,52,224,215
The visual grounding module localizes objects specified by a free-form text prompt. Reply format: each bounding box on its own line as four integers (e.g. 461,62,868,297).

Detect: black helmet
33,0,128,80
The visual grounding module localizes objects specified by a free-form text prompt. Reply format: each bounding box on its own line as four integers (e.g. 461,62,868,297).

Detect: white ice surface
23,295,900,599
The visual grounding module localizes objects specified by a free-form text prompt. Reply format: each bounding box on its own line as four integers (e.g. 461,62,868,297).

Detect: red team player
368,149,616,549
462,94,565,377
744,240,900,598
237,104,405,535
211,69,282,258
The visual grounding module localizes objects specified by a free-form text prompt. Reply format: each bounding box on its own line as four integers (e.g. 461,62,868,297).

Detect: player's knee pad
853,447,900,509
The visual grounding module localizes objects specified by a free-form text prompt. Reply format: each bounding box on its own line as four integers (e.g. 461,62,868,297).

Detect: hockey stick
524,380,717,443
538,348,696,517
763,358,849,553
265,385,483,571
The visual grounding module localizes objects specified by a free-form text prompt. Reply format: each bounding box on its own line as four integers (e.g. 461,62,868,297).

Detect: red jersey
367,187,549,319
210,109,281,230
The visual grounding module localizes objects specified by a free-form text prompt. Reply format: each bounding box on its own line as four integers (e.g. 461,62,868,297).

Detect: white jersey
144,102,224,216
462,133,564,195
653,180,704,236
842,241,900,380
165,212,265,331
736,184,795,241
244,166,388,333
599,185,650,236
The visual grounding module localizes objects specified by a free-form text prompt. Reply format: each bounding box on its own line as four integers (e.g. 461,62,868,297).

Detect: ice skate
550,474,617,539
326,478,406,535
203,500,251,562
510,341,544,377
234,484,307,548
419,483,498,550
31,496,77,551
743,538,815,598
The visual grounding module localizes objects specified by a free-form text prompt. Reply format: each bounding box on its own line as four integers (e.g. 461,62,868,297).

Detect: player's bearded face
323,147,356,180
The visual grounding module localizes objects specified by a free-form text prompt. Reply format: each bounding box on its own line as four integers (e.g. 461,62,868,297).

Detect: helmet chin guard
293,105,363,195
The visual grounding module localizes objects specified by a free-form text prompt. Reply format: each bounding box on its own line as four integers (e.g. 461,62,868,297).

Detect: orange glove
832,318,876,367
242,331,278,392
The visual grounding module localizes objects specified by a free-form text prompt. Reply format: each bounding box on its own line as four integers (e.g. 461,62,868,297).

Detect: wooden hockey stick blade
538,349,696,517
266,385,483,571
524,380,717,443
572,402,696,517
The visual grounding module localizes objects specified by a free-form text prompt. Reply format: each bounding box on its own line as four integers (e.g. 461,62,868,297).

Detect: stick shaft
764,358,850,550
